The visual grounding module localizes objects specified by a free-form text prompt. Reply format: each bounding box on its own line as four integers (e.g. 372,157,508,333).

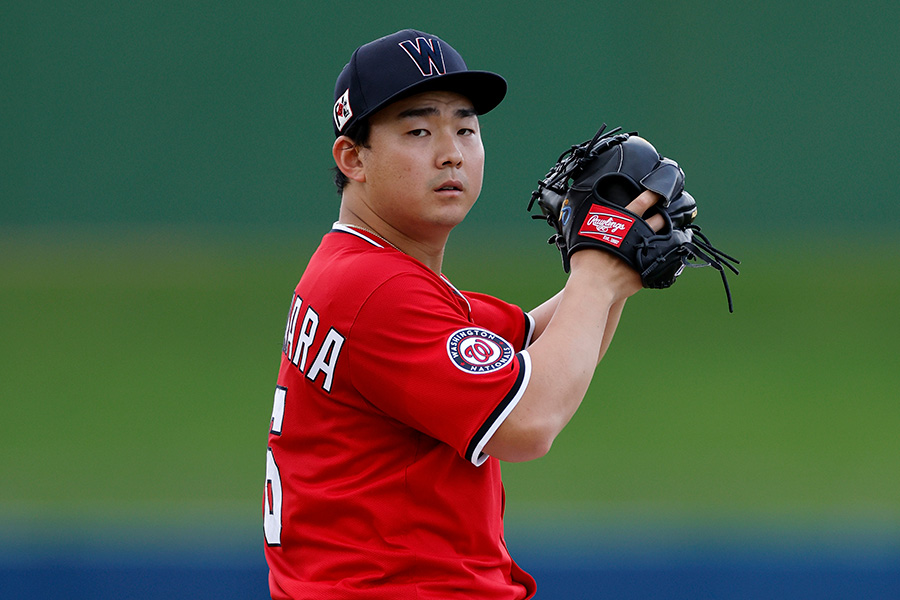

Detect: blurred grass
1,227,898,529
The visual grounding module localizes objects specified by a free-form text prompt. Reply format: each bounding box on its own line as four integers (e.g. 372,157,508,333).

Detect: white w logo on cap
398,37,447,77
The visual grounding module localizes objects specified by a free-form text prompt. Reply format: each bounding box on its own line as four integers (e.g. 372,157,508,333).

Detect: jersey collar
332,222,390,249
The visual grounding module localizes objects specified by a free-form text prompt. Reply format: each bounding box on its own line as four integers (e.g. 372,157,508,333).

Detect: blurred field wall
3,2,899,598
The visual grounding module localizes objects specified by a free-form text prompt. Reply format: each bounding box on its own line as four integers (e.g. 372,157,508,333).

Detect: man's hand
569,189,664,301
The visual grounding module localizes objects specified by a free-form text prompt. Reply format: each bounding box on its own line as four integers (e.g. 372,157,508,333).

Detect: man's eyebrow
396,106,477,119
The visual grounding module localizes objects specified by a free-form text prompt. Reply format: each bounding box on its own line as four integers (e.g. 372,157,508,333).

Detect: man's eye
459,128,476,136
408,129,429,137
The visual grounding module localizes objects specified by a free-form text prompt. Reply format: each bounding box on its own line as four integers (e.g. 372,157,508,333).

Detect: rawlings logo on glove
580,205,634,247
528,124,740,311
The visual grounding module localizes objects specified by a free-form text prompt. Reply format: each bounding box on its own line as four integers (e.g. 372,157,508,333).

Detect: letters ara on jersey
446,327,514,374
282,294,345,393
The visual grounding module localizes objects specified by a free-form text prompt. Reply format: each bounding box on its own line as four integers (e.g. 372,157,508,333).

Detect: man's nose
437,133,463,168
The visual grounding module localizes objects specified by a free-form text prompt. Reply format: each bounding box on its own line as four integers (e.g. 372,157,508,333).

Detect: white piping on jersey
332,222,387,248
438,274,472,316
470,350,532,467
523,312,536,348
332,221,473,316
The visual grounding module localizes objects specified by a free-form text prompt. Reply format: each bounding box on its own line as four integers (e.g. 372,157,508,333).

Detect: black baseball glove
528,125,740,311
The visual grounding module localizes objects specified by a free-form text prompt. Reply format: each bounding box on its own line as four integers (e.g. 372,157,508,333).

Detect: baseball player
263,29,665,599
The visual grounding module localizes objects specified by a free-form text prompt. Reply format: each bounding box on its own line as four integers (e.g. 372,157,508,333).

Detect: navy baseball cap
333,29,507,136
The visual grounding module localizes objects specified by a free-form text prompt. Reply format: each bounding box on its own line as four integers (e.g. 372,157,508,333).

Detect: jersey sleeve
463,290,535,351
347,272,531,466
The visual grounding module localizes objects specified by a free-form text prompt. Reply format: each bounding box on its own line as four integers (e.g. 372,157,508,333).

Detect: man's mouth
436,181,463,192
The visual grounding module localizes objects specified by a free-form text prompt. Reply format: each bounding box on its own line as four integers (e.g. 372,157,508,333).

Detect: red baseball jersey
264,224,537,599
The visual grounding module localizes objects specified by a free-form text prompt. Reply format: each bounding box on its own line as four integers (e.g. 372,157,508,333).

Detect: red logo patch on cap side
334,88,353,131
578,204,635,248
447,327,514,374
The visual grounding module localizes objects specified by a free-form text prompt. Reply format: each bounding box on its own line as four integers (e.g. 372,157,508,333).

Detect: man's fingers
626,190,665,232
626,190,662,216
645,212,665,232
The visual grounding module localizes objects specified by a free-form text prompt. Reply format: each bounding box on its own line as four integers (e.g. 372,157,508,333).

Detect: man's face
356,90,485,239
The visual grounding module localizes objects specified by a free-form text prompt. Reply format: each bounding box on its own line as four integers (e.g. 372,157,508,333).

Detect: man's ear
332,136,366,183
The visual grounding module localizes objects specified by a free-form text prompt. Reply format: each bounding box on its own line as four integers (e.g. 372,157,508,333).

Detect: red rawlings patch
578,204,635,248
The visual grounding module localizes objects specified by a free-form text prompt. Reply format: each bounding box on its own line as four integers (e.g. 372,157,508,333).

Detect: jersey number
264,386,286,546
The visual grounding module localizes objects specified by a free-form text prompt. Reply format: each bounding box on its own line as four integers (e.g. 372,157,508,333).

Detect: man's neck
338,204,447,274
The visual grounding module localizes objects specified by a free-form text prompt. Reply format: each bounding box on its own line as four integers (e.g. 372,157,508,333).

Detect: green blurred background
3,0,899,596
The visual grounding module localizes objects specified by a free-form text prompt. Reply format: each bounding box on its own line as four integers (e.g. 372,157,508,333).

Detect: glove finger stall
640,157,685,207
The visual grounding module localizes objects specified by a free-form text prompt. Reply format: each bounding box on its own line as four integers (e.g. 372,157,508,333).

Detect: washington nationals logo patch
447,328,514,374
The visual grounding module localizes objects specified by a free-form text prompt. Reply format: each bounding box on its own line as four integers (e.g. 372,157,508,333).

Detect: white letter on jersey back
283,295,301,357
292,306,319,371
306,328,345,393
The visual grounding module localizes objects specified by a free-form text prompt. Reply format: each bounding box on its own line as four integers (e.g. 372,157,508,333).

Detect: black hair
332,118,371,195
